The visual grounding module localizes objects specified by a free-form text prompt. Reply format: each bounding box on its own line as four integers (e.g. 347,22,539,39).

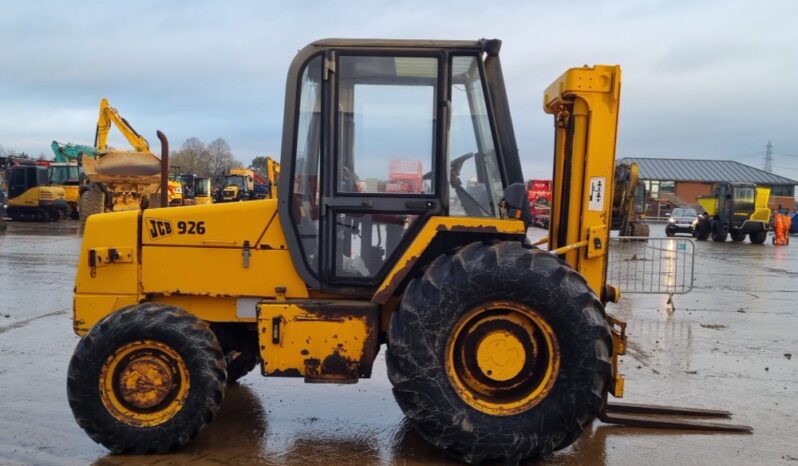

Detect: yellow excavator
5,163,69,221
66,39,749,464
79,98,177,222
611,162,649,236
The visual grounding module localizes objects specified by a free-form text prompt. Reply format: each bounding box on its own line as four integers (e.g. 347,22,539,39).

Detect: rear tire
225,350,259,383
386,241,611,464
67,303,227,453
749,230,767,244
79,187,106,226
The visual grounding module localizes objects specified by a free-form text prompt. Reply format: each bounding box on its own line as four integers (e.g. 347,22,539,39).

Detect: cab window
449,55,503,217
336,55,437,195
292,55,323,273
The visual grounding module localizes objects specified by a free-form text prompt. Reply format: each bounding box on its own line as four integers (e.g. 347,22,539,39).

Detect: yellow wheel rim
99,340,190,427
446,301,559,416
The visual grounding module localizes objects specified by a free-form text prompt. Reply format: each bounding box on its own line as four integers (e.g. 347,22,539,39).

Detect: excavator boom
94,98,150,152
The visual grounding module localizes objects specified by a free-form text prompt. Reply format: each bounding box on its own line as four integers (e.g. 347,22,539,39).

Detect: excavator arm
94,98,150,152
51,141,97,163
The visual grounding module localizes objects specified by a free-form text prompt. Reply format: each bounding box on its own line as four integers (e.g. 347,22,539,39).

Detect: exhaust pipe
157,130,169,207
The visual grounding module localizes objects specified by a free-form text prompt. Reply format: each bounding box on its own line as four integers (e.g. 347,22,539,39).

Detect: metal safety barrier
607,237,695,294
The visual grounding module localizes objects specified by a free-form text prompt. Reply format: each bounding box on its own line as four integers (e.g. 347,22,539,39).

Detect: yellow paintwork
96,98,149,152
476,331,526,382
257,302,375,379
266,157,280,198
73,64,627,405
698,186,771,222
445,301,559,416
544,65,624,400
222,184,241,201
99,340,190,427
698,196,717,216
752,186,771,222
373,216,527,303
73,294,140,334
544,65,621,300
73,200,309,334
168,180,183,205
606,314,627,397
7,186,66,207
62,185,80,204
88,98,167,214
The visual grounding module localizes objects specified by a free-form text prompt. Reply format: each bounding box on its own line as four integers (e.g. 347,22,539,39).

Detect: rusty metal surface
0,222,796,465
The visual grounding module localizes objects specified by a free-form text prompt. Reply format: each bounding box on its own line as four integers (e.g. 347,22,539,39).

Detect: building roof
618,157,798,185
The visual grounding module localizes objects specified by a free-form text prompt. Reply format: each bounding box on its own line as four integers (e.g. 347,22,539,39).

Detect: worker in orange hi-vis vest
782,213,792,245
773,213,786,246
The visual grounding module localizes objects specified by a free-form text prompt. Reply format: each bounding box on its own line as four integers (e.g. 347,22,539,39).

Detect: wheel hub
99,340,190,427
117,354,176,409
446,301,559,416
476,330,527,382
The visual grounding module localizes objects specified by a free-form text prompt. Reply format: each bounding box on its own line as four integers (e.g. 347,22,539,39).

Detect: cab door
321,53,445,286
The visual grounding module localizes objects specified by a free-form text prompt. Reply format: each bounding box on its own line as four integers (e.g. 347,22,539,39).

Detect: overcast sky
1,0,796,180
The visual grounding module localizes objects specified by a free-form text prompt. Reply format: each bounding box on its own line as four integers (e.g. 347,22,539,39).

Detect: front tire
67,303,226,453
695,217,710,240
711,220,728,242
386,241,612,464
665,225,676,237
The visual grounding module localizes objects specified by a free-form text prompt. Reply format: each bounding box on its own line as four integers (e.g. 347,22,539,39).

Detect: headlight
668,217,676,224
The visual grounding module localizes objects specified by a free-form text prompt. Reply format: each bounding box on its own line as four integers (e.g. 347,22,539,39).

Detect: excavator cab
49,162,82,218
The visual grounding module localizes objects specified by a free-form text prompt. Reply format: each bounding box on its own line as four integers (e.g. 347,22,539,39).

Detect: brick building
617,157,797,216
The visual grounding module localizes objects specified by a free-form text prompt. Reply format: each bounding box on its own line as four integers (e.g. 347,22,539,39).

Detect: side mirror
500,183,532,227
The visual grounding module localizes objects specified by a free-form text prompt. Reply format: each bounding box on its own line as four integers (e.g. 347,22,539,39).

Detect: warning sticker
588,177,606,212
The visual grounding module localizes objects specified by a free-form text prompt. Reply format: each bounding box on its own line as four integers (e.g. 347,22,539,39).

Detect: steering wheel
449,152,492,217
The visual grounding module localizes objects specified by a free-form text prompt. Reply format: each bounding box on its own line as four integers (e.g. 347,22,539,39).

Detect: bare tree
207,138,241,180
170,137,241,180
170,138,210,176
250,155,269,174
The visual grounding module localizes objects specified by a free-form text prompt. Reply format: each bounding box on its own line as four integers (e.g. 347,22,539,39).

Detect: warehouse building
617,157,797,215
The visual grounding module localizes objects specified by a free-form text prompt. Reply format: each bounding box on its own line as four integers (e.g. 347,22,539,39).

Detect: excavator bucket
82,151,162,185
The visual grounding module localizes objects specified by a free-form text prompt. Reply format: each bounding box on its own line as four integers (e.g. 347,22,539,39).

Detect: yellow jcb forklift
66,39,748,464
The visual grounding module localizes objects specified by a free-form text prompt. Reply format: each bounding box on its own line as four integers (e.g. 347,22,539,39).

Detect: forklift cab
278,39,528,293
717,182,756,229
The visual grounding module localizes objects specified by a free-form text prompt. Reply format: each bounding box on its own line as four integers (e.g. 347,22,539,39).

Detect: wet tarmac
0,221,796,465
